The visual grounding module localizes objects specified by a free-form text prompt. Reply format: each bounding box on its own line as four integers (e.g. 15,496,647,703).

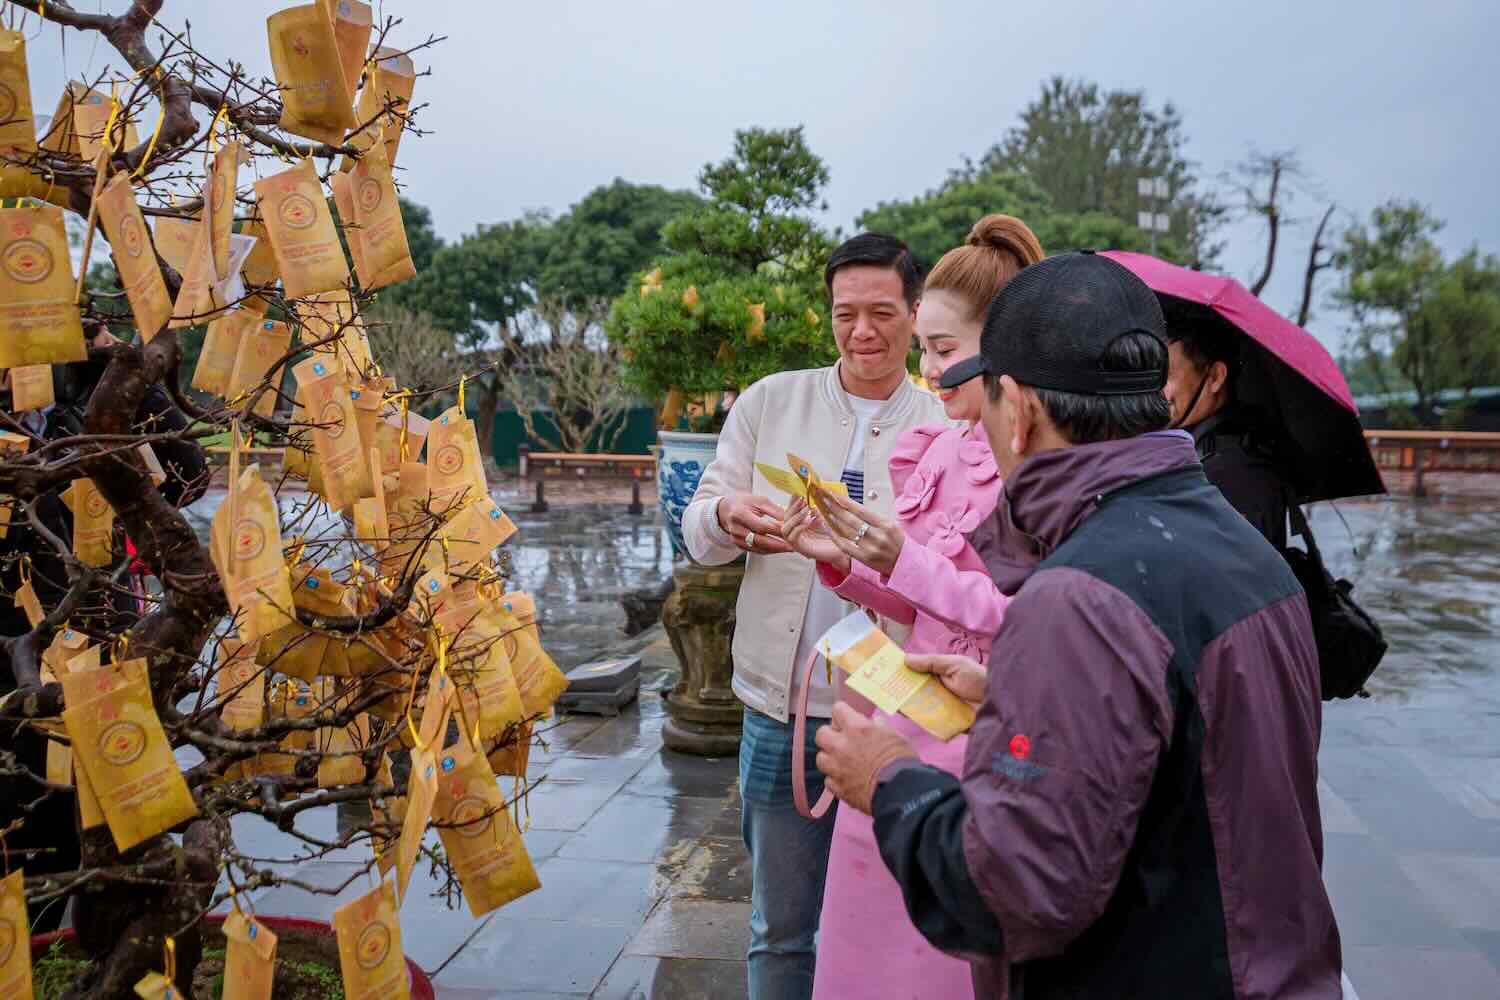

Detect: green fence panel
487,406,657,466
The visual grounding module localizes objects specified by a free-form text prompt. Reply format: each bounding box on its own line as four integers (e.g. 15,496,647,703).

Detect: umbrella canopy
1102,251,1385,503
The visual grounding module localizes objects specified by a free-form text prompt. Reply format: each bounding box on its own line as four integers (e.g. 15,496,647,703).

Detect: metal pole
1149,187,1158,256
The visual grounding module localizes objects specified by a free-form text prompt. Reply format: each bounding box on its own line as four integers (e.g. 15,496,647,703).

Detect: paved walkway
226,630,1498,999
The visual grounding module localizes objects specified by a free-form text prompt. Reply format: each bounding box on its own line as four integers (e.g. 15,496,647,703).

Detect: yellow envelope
294,354,372,508
0,869,33,999
253,158,350,299
193,307,258,398
495,593,568,717
817,611,975,740
65,477,115,567
437,497,516,577
431,743,540,917
396,747,438,904
7,363,50,411
63,672,200,851
0,29,37,154
755,452,849,517
320,0,373,106
227,318,291,418
426,406,487,513
239,216,280,288
96,172,173,342
267,4,358,146
152,215,200,276
344,46,416,170
221,908,278,1000
210,465,295,644
207,141,242,281
346,134,415,290
218,635,265,733
0,202,87,367
332,878,409,1000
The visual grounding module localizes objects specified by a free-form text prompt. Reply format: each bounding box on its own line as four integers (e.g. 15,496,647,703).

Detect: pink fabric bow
947,629,986,662
929,500,981,558
959,435,998,486
894,464,942,521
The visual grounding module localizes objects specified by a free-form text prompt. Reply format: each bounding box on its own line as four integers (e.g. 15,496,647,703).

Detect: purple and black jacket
872,431,1342,999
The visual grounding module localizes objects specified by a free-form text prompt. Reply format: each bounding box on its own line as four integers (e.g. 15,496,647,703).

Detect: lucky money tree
0,3,565,998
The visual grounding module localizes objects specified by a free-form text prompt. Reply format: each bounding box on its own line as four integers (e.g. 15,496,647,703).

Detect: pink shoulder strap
792,646,835,819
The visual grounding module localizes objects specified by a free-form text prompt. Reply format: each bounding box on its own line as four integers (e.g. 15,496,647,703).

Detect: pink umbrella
1103,251,1385,503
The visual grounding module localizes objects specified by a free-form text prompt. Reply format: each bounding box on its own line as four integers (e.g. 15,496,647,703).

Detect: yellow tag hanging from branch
0,869,33,998
96,171,172,341
253,158,350,300
266,3,358,145
0,201,87,367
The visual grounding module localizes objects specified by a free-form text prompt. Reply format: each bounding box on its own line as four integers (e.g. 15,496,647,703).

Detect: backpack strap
791,646,836,820
1286,490,1327,570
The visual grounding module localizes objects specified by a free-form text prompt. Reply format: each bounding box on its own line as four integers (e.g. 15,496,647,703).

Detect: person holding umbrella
1163,321,1289,548
1102,251,1388,701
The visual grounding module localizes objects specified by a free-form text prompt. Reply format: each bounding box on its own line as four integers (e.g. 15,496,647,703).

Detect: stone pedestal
661,561,744,756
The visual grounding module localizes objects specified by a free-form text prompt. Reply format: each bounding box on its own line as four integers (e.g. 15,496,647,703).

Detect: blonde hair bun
966,214,1044,267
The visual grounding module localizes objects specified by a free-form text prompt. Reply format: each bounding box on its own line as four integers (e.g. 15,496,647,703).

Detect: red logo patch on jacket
1010,734,1031,759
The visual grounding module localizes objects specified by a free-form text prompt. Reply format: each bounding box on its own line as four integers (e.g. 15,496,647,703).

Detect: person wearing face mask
779,214,1043,1000
681,233,946,1000
1164,323,1289,549
813,253,1341,999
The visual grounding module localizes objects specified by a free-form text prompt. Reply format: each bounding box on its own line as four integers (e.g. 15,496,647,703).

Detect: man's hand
782,497,852,574
717,491,791,555
906,653,988,706
815,702,919,815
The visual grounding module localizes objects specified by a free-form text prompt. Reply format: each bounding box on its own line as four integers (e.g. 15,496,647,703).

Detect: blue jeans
739,706,836,1000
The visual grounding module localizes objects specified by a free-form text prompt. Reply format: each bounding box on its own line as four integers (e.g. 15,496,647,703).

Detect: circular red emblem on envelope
3,237,52,284
279,192,316,231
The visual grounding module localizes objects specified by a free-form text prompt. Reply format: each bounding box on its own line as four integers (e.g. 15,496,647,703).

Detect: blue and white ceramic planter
657,430,720,560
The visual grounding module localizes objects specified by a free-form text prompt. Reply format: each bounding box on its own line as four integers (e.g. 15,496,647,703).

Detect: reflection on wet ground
186,488,1500,998
1311,498,1500,705
1308,497,1500,1000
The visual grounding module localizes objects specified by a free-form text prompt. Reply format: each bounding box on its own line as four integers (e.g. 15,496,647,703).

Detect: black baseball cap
939,251,1168,395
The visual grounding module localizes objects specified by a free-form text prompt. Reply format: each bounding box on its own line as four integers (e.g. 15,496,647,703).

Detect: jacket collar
821,361,920,429
968,431,1199,593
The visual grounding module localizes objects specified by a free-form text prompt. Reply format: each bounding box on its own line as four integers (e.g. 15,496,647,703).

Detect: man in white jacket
683,234,948,1000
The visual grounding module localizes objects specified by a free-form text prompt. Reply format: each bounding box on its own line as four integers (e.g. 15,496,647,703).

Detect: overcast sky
24,0,1499,354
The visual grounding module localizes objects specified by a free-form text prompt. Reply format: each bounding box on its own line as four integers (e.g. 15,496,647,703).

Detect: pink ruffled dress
811,424,1009,1000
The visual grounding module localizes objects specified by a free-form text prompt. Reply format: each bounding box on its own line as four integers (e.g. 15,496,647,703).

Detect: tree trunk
475,374,501,468
1249,162,1282,298
1297,204,1337,328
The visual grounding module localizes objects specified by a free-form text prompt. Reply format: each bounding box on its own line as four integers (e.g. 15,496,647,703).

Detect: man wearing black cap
813,252,1342,998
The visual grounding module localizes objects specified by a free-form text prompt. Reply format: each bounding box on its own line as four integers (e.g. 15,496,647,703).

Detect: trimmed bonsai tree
607,126,838,433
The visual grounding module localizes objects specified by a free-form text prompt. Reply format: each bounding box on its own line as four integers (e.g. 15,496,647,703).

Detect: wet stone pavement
181,484,1500,998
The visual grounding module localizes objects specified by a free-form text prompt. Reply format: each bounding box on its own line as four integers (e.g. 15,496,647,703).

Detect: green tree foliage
1337,201,1500,426
536,179,703,312
608,126,839,428
979,76,1222,265
858,170,1162,269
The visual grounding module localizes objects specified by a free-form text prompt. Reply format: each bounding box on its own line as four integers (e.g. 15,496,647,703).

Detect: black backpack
1282,503,1387,699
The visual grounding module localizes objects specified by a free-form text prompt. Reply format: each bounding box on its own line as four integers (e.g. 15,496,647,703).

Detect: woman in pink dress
784,214,1043,999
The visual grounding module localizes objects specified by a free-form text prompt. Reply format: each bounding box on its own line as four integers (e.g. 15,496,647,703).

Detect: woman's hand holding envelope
798,488,907,578
782,496,852,573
